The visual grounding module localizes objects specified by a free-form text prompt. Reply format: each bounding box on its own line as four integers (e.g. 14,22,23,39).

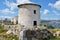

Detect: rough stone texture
0,35,3,40
18,4,40,28
4,25,21,36
53,31,60,37
19,28,53,40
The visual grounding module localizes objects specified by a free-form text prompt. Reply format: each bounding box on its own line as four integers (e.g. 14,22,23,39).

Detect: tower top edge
18,3,41,8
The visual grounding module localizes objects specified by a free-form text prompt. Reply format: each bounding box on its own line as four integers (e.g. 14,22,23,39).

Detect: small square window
34,10,36,14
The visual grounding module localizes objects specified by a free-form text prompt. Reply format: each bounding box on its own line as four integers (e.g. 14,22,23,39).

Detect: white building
54,31,60,37
18,3,41,28
11,18,14,23
11,16,18,24
4,25,20,36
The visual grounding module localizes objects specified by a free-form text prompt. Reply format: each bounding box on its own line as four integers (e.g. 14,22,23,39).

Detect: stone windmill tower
18,2,41,28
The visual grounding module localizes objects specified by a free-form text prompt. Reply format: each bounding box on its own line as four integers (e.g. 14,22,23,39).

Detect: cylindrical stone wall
18,3,41,28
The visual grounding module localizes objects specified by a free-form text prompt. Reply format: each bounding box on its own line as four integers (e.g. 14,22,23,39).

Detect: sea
47,23,60,28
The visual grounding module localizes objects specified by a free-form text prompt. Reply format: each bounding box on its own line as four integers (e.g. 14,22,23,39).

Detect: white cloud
0,0,33,20
4,0,33,10
43,9,50,15
5,0,17,10
53,10,60,16
17,0,32,5
4,0,33,14
0,16,11,20
48,0,60,10
48,3,53,7
5,0,33,10
40,11,43,13
0,8,15,14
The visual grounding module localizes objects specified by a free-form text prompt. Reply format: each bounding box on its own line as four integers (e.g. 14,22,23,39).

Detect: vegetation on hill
0,24,7,35
39,23,55,29
2,33,19,40
0,23,19,40
0,24,3,29
47,26,55,29
3,21,14,25
49,37,60,40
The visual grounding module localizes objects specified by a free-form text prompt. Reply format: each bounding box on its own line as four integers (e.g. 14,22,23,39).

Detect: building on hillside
18,3,41,28
11,18,14,23
5,25,20,36
11,16,18,24
17,2,42,40
53,31,60,37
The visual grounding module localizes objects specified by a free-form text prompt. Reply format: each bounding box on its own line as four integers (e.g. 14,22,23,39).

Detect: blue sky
0,0,60,20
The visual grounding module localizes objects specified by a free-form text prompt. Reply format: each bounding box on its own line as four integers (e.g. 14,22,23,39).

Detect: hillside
41,20,60,28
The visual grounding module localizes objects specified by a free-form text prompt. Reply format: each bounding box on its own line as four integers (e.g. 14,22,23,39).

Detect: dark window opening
15,29,16,31
9,26,10,28
34,10,36,14
55,34,57,36
33,21,37,26
59,34,60,36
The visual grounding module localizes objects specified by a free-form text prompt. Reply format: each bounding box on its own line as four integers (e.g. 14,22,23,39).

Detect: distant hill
41,20,60,28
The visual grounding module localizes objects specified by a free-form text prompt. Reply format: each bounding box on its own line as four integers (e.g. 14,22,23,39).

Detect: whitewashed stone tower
18,3,41,28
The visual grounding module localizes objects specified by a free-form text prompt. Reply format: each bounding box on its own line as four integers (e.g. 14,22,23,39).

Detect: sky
0,0,60,20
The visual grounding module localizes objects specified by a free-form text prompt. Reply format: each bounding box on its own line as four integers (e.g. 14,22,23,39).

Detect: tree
47,26,55,29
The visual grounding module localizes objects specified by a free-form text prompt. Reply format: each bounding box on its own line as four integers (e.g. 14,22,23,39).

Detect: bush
47,26,55,29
